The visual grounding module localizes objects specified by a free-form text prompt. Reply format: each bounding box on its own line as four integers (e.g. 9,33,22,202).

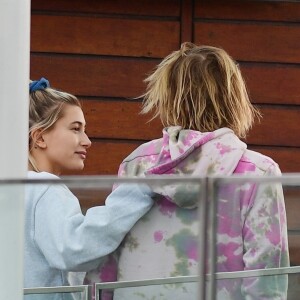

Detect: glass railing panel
23,285,89,300
82,177,205,300
287,272,300,300
215,269,293,300
95,276,198,300
282,184,300,299
9,176,205,300
0,174,297,300
284,185,300,266
211,175,300,300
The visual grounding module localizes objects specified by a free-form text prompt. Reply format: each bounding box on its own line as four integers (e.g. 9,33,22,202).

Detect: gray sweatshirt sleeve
33,183,153,271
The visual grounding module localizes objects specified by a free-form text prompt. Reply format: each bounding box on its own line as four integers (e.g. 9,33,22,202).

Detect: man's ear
31,129,47,149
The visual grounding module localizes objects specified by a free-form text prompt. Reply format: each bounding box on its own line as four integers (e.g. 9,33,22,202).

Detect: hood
145,126,247,209
26,171,61,202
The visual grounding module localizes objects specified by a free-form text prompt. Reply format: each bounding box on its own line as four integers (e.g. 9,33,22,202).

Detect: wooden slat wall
31,0,300,176
194,0,300,175
31,0,300,267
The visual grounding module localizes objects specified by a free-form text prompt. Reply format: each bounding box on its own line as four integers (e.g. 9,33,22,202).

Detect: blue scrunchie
29,77,50,93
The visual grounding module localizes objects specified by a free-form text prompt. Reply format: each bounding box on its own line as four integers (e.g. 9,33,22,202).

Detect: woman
85,43,289,299
25,78,153,298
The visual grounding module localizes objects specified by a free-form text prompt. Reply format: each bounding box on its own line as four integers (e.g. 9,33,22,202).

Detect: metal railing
24,285,90,299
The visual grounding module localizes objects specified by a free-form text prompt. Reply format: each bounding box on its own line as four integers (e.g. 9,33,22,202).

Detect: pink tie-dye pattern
217,242,243,272
145,143,159,156
186,242,198,261
234,160,256,173
157,197,177,217
99,256,117,282
179,131,199,147
266,222,281,246
216,142,232,155
154,230,164,243
84,127,289,300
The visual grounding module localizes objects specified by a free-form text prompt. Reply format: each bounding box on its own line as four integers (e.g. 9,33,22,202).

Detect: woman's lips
75,151,87,159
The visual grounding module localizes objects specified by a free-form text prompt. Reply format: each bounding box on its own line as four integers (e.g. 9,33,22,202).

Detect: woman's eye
72,127,80,132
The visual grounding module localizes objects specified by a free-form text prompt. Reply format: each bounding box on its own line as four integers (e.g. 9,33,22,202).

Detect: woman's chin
61,164,85,175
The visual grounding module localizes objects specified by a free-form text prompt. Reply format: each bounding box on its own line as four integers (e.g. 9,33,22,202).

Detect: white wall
0,0,30,299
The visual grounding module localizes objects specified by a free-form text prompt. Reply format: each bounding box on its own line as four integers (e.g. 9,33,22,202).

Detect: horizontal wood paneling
81,100,300,147
247,106,300,147
82,100,161,140
31,55,157,98
31,55,300,105
31,15,180,58
195,0,300,22
31,0,180,17
30,1,300,178
181,0,193,42
81,140,300,175
194,22,300,63
82,141,139,175
241,64,300,105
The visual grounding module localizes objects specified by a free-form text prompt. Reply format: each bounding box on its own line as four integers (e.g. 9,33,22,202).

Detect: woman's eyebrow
71,121,85,126
70,121,87,128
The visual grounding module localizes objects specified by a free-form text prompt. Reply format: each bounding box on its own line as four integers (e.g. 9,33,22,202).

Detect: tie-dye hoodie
85,126,289,300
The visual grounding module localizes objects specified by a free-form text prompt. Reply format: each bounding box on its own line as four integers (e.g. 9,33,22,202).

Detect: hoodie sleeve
33,183,153,271
241,164,289,299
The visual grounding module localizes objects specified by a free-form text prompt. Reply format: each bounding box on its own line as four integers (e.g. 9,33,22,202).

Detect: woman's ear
31,129,47,149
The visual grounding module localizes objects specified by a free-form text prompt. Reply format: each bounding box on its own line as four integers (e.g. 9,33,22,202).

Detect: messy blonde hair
142,42,260,138
29,83,81,171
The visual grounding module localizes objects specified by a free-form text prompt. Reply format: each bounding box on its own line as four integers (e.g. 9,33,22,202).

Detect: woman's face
38,104,91,175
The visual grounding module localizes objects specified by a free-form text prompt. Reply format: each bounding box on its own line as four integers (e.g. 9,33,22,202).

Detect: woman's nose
82,133,92,148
